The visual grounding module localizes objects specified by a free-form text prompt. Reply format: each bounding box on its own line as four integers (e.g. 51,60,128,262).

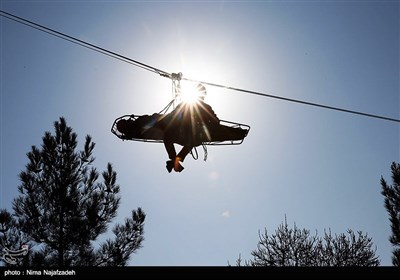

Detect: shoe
174,162,184,172
173,158,184,172
166,160,173,173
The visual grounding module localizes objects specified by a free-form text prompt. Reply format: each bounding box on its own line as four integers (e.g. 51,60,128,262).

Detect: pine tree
1,117,145,266
0,209,30,266
381,161,400,266
234,217,380,266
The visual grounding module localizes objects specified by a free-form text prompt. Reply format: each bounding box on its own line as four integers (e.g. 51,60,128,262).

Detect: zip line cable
182,78,400,123
1,10,399,124
0,10,170,77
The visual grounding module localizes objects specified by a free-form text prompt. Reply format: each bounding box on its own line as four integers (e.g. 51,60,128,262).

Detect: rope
189,145,208,161
158,99,175,115
202,144,208,161
190,147,199,160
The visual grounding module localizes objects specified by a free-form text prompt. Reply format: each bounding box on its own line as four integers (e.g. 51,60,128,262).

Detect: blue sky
1,1,399,266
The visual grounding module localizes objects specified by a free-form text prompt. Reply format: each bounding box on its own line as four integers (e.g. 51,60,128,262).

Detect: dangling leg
164,140,176,160
177,145,193,163
164,137,176,173
173,145,193,172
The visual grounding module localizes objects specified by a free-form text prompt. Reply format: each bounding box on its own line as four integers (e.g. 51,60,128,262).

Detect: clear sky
1,0,399,266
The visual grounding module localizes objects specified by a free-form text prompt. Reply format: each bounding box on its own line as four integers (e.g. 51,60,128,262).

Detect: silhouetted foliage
234,217,380,266
0,117,145,266
381,161,400,266
0,209,31,266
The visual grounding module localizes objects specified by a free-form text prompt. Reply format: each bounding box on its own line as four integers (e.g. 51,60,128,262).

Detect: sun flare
178,83,205,104
180,87,200,104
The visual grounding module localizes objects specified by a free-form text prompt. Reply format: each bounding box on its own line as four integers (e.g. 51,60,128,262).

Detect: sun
180,86,200,104
178,83,205,104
